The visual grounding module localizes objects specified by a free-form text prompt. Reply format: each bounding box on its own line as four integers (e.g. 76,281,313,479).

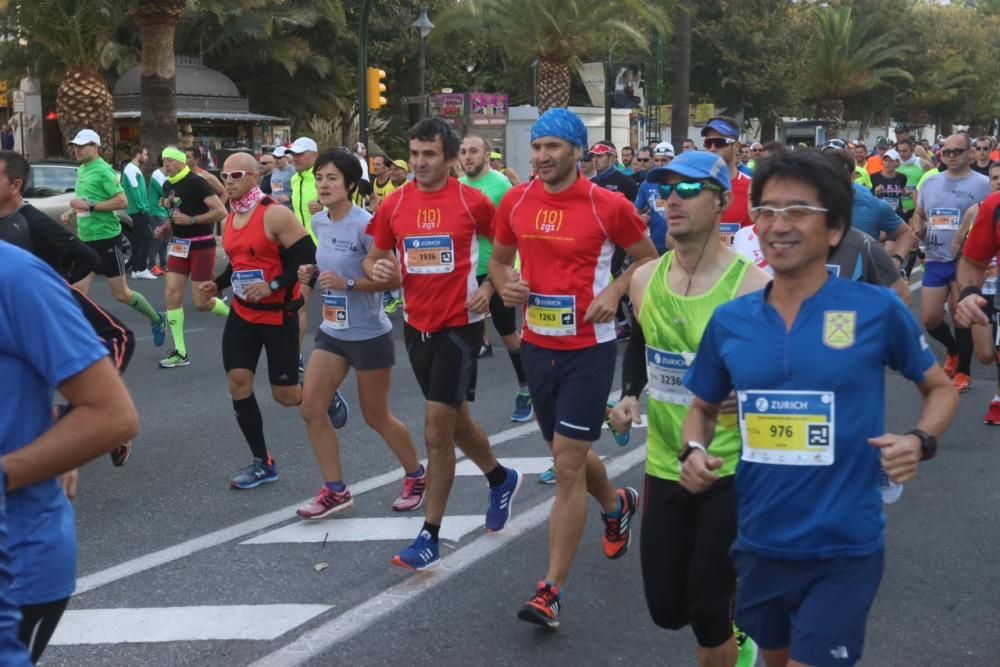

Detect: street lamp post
412,8,434,120
465,61,476,92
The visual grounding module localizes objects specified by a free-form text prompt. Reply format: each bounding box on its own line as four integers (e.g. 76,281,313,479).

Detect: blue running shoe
538,463,556,485
152,311,167,347
298,354,305,374
230,458,278,490
391,530,440,570
880,467,903,504
605,399,630,447
511,392,533,422
485,467,523,531
328,390,349,429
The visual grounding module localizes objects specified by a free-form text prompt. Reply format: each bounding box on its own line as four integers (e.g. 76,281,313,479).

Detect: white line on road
75,420,545,595
242,515,485,546
51,604,331,645
247,444,648,667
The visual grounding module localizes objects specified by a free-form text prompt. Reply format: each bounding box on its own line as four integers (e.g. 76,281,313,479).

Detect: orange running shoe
984,399,1000,425
953,373,972,393
943,354,959,379
601,487,638,559
517,581,561,628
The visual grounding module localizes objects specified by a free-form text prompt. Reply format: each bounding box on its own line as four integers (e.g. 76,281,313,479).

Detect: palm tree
901,55,978,125
670,0,692,146
433,0,665,113
0,0,127,159
128,1,186,166
808,7,912,137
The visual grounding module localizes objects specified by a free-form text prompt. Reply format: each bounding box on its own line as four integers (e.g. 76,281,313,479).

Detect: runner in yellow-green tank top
608,151,769,667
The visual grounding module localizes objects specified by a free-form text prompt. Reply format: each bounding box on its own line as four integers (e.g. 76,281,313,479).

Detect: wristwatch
268,279,281,292
678,441,707,462
346,278,356,292
907,429,937,461
87,200,96,212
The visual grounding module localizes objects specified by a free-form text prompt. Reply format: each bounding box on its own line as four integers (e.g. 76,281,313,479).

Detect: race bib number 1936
403,235,454,274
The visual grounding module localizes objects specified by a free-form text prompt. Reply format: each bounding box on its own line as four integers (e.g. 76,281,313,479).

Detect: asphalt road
36,270,1000,667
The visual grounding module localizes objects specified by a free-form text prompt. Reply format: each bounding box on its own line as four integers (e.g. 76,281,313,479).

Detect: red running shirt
224,199,301,326
367,179,494,333
494,176,647,350
965,191,1000,264
725,170,753,228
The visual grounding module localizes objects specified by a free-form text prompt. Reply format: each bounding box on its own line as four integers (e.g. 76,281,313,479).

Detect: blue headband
531,108,588,149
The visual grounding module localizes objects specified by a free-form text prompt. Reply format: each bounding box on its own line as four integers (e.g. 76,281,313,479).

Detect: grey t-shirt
313,205,392,341
827,228,899,287
269,165,296,207
918,171,990,262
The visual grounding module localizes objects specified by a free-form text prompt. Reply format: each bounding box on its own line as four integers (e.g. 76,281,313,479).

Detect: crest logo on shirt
823,311,856,350
416,208,442,230
534,209,563,233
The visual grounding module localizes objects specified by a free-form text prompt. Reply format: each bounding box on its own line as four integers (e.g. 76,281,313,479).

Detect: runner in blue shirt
678,150,958,667
0,242,139,662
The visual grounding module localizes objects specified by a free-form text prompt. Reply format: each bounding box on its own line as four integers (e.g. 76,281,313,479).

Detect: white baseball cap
289,137,318,154
272,146,287,158
883,149,901,161
69,129,101,146
653,141,675,157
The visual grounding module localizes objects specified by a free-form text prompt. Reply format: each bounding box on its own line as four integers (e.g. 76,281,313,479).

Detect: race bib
646,346,694,405
403,235,454,274
738,390,835,466
719,223,740,247
984,260,998,296
881,197,899,210
652,195,665,214
168,237,191,258
272,180,283,193
929,208,960,230
322,292,349,329
231,269,266,300
75,194,89,218
526,293,576,336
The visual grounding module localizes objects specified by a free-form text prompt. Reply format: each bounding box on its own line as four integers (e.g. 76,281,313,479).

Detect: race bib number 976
738,390,835,466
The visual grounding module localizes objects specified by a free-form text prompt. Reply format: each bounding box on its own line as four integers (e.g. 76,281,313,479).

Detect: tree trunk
670,0,691,147
537,58,570,113
56,70,115,162
817,97,845,138
760,116,776,142
130,3,185,177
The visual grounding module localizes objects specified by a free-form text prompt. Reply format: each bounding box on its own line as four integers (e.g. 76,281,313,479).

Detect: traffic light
367,67,387,110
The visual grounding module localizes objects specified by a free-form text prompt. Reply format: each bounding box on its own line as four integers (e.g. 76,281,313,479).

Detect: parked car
24,159,135,264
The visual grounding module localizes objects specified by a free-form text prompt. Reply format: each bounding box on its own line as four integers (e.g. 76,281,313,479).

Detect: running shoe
537,464,556,485
605,399,631,447
230,458,278,490
298,354,305,374
384,297,403,314
517,581,561,629
109,439,133,467
953,372,972,393
296,486,353,519
943,353,959,379
391,529,439,570
328,389,349,429
479,342,493,358
602,487,638,559
133,269,158,280
511,392,533,422
158,349,189,368
151,312,167,348
485,466,523,532
150,265,165,277
879,468,904,505
615,322,631,341
734,623,758,667
984,399,1000,425
392,469,427,512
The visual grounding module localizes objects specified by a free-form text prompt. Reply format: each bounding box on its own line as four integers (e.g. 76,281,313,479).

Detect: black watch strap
907,428,937,461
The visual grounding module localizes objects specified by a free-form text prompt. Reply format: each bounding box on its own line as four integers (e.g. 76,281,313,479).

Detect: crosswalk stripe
50,604,331,645
241,515,485,545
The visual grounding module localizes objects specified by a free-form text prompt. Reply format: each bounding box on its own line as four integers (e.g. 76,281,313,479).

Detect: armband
214,263,233,292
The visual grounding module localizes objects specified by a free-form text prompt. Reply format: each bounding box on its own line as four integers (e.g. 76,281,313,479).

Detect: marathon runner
609,151,767,667
269,146,295,208
912,133,990,392
871,148,908,218
155,147,230,368
62,129,166,346
489,108,658,628
185,147,226,199
458,134,533,422
121,145,156,280
295,148,423,516
681,149,958,667
365,118,522,570
955,162,1000,425
0,242,140,663
199,152,328,489
702,117,752,228
289,136,320,371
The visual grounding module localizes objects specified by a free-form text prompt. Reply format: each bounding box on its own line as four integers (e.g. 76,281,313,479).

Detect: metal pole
604,49,613,142
358,0,374,148
419,36,427,120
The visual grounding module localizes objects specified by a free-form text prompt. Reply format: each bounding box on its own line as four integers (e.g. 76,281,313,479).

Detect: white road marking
246,444,648,667
74,420,542,595
50,604,331,645
242,515,484,545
